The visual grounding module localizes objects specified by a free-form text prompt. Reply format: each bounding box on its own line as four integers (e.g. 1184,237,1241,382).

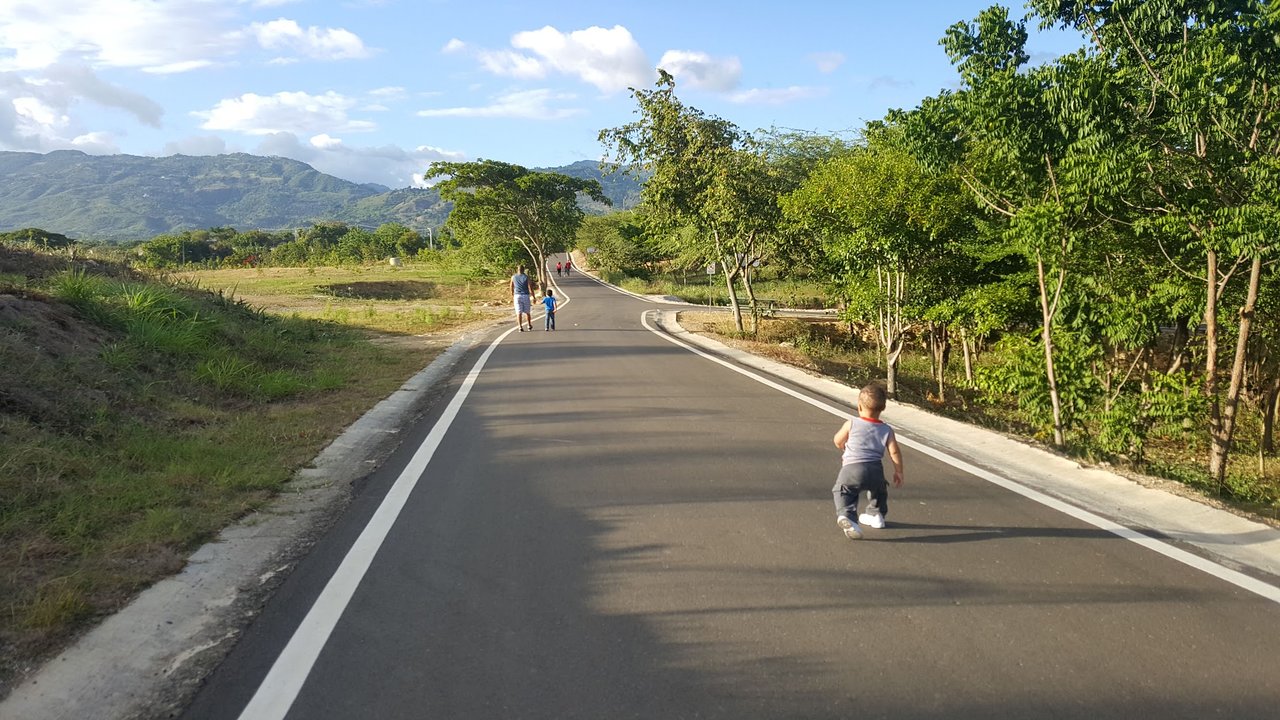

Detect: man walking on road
511,265,535,332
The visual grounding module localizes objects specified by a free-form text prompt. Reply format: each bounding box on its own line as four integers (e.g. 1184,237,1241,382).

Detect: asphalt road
182,259,1280,720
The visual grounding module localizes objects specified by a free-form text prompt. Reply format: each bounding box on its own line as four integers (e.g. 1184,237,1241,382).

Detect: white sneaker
836,516,863,540
859,513,886,529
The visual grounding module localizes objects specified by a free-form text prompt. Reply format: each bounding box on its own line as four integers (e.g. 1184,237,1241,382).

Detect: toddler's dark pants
832,461,888,520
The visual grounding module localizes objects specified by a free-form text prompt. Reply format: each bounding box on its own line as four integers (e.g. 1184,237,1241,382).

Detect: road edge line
640,309,1280,606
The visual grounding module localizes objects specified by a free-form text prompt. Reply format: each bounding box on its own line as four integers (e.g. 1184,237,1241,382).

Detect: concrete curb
0,321,503,720
651,309,1280,584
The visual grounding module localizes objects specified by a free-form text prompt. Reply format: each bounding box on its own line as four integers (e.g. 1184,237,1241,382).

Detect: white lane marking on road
236,326,518,720
639,310,1280,605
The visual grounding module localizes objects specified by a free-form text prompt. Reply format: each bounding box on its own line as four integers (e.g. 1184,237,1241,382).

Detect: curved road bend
183,256,1280,720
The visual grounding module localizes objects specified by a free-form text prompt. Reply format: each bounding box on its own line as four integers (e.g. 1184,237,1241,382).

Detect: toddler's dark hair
859,384,887,413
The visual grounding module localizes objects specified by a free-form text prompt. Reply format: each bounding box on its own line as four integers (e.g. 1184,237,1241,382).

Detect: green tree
915,6,1125,445
575,211,653,276
1030,0,1280,486
600,71,781,332
783,123,970,397
425,160,609,287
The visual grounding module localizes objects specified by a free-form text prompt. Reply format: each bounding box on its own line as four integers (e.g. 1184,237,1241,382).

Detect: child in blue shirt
542,289,557,331
832,383,904,539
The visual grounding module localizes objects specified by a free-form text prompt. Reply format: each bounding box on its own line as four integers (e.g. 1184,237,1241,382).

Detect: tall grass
2,258,452,678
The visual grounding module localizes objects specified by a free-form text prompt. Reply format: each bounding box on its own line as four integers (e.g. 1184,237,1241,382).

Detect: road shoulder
0,321,502,720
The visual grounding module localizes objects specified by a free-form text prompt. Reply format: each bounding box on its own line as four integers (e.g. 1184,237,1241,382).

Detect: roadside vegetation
591,3,1280,515
3,1,1277,693
0,242,506,690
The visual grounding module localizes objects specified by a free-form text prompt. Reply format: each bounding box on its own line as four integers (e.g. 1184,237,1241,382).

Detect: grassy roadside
678,311,1280,523
597,269,828,309
175,263,506,336
0,249,506,692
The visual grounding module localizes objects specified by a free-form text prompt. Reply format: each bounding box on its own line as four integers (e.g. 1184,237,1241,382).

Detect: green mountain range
0,151,643,243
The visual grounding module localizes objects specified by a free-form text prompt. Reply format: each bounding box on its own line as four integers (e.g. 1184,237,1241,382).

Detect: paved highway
182,258,1280,720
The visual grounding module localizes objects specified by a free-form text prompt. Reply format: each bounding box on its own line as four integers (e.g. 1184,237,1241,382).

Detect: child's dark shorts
832,461,889,519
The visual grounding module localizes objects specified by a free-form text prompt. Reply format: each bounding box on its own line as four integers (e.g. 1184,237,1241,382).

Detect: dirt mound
0,294,114,428
0,245,141,283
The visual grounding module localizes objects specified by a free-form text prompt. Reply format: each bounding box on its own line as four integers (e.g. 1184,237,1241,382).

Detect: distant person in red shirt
556,261,562,277
564,258,572,276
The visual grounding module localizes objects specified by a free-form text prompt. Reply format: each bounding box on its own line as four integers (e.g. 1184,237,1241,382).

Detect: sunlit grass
2,254,505,678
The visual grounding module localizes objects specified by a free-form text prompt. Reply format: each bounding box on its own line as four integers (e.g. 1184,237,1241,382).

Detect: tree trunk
1209,255,1263,491
875,266,907,398
933,323,950,402
1262,376,1279,454
724,268,744,333
886,344,904,398
1204,250,1224,487
1166,316,1189,375
1036,252,1066,447
927,329,938,387
742,263,759,334
961,328,975,385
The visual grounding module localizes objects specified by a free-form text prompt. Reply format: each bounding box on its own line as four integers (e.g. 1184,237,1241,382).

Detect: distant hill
0,151,643,243
541,159,645,214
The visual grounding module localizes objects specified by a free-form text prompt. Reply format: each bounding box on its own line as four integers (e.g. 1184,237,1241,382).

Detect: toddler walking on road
542,289,557,331
832,384,904,540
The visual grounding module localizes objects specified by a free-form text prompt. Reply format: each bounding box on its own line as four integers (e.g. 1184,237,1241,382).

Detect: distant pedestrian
564,259,572,276
830,383,904,540
556,261,562,277
542,289,557,331
510,265,534,332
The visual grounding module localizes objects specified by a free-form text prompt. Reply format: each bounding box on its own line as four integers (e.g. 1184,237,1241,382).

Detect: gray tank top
512,273,530,295
841,417,894,465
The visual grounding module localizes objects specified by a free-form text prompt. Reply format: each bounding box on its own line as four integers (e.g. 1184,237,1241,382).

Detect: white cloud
727,86,826,105
143,60,215,75
477,50,546,80
12,97,64,129
0,1,242,73
253,131,466,188
460,25,651,93
509,25,651,93
369,86,406,99
162,135,231,156
657,50,741,92
417,89,581,119
194,90,376,135
45,62,164,126
250,18,371,61
69,131,118,153
0,61,160,151
4,90,123,154
809,51,845,74
310,133,343,149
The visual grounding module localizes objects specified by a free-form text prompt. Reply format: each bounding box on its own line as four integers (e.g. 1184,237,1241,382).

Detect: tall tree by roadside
1030,0,1280,487
783,122,970,397
425,160,609,287
600,71,781,332
910,6,1123,446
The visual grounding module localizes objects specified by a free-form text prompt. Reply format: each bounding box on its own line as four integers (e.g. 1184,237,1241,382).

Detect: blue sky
0,1,1084,189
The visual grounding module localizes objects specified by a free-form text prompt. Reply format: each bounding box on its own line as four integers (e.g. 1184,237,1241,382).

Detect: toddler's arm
887,434,904,487
833,419,851,451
